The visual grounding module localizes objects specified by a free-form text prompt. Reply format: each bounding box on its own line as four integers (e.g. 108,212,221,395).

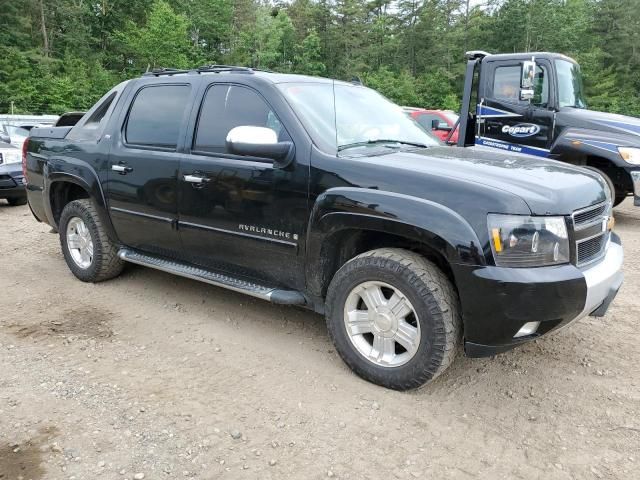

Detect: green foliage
114,0,192,70
0,0,639,117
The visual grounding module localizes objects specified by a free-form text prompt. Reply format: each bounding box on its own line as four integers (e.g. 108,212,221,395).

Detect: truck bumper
454,233,624,358
0,164,26,199
631,170,640,206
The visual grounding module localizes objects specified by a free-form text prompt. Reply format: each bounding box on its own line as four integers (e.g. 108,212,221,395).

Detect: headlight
1,151,21,164
488,214,570,267
619,147,640,165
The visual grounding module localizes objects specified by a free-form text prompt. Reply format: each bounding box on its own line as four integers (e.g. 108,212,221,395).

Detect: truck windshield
277,82,440,155
555,59,587,109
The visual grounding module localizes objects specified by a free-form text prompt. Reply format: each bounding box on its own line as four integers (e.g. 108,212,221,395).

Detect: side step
118,248,307,305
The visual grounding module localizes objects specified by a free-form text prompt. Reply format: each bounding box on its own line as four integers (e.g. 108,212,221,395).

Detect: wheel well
586,156,632,194
50,181,90,225
317,229,456,298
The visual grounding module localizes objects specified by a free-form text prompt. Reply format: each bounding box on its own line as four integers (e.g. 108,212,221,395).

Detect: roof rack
197,65,254,74
142,68,190,77
141,65,255,77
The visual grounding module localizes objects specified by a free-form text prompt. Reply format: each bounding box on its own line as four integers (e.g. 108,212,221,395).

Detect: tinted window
493,65,522,102
493,64,548,106
194,85,287,154
126,85,191,148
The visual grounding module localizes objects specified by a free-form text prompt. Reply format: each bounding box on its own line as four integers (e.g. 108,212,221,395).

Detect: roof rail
197,64,254,74
141,65,255,77
142,68,191,77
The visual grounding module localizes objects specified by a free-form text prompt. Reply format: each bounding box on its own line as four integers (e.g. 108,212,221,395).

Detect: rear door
478,59,554,157
106,81,196,257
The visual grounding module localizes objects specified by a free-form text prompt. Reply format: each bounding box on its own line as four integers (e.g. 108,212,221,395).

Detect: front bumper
454,233,624,357
631,170,640,206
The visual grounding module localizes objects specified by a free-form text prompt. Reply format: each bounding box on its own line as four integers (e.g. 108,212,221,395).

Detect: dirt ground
0,199,638,480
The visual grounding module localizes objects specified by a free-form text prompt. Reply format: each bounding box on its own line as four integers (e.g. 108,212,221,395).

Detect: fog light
514,321,540,338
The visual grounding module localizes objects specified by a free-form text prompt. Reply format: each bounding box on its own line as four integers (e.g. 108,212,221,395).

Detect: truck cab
458,51,640,207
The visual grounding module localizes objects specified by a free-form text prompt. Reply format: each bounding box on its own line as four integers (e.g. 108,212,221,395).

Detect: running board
118,248,306,305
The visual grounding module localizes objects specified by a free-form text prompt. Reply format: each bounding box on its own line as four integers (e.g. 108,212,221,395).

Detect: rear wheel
7,197,27,206
325,248,461,390
59,199,124,282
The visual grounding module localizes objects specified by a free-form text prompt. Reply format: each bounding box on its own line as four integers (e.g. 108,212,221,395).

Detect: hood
348,145,607,215
558,108,640,146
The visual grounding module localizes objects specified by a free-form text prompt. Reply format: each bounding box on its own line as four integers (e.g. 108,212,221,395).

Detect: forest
0,0,638,116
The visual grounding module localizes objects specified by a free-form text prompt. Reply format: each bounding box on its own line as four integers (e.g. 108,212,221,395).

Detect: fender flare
44,165,118,241
305,188,485,296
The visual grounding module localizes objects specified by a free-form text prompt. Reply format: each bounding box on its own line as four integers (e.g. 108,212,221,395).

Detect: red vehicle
404,108,459,144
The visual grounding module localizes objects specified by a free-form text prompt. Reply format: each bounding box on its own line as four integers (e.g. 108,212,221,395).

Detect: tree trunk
39,0,49,57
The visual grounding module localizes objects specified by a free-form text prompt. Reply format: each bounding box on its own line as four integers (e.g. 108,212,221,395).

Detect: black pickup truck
24,66,624,390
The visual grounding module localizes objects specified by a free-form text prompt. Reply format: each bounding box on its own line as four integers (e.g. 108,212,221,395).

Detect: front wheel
325,248,461,390
59,199,124,282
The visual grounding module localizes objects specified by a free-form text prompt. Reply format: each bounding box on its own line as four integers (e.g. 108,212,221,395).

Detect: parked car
404,107,459,143
24,66,623,390
0,142,27,206
1,124,30,149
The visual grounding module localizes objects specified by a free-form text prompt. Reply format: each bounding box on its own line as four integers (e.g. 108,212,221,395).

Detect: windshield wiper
338,139,429,152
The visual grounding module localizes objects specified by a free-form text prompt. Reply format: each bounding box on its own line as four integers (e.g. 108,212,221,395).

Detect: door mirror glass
520,60,536,102
225,126,294,168
521,60,536,89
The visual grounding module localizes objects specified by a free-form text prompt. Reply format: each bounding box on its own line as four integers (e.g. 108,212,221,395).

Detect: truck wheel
7,197,27,206
325,248,461,390
584,167,626,207
59,199,124,282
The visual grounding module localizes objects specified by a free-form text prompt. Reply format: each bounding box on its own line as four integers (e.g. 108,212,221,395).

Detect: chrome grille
573,203,607,226
577,235,606,264
572,201,611,267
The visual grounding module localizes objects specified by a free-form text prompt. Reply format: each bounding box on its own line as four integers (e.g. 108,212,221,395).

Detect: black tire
584,167,626,207
59,199,124,282
7,197,27,206
325,248,461,390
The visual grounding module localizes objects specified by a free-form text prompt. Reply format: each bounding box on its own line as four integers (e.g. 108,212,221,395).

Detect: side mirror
0,132,10,144
225,126,294,168
520,59,536,101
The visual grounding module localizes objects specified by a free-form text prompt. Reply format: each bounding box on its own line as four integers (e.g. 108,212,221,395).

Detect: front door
106,82,194,256
477,59,554,158
177,83,309,288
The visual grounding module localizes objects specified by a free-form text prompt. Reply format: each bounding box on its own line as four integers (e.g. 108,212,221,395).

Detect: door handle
183,174,209,184
112,164,133,174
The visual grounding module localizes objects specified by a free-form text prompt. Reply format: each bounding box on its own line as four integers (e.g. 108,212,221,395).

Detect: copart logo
502,123,540,138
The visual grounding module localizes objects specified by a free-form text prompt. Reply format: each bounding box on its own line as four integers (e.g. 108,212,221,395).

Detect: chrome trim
109,206,173,223
632,171,640,207
111,165,127,173
183,174,206,184
178,221,297,248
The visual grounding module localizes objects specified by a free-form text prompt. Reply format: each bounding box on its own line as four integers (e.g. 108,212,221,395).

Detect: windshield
441,111,459,125
555,60,587,109
277,82,440,155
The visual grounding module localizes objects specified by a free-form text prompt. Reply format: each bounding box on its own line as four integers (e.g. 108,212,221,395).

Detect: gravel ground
0,199,639,480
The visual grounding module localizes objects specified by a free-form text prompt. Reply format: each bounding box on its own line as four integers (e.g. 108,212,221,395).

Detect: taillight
22,138,29,179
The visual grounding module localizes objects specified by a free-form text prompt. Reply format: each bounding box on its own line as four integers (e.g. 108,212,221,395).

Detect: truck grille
572,201,611,267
